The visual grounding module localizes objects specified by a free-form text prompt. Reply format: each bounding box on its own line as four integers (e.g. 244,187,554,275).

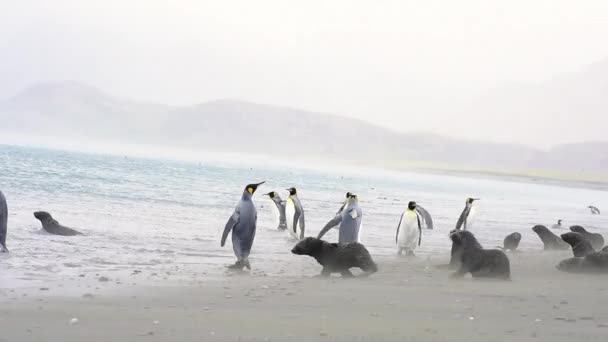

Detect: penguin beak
257,181,266,186
473,198,481,201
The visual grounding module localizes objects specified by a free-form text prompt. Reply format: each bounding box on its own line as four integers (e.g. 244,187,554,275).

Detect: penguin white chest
466,206,478,230
397,211,420,249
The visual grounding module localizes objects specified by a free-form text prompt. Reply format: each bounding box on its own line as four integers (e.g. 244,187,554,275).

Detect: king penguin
318,193,363,244
395,201,424,256
455,197,480,230
221,181,264,270
0,190,8,253
285,187,305,240
264,191,287,230
589,206,601,215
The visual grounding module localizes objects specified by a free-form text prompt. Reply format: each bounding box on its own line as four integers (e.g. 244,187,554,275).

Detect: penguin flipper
395,213,404,245
318,215,342,239
221,211,240,247
455,207,469,230
416,206,434,230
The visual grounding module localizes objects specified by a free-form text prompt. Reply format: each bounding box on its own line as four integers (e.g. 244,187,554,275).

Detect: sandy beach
2,249,608,342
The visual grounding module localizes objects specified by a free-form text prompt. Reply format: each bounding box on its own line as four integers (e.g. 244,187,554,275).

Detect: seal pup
291,237,377,277
264,191,287,230
394,201,423,256
449,230,511,280
569,225,604,250
551,219,564,229
0,190,8,252
557,251,608,274
502,232,522,252
560,232,595,257
588,206,601,215
448,228,482,269
285,187,305,240
455,198,480,231
33,211,83,236
531,225,569,250
221,181,265,270
318,194,362,244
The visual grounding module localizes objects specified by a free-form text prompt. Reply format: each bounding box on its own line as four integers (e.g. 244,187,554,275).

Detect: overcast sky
1,0,608,148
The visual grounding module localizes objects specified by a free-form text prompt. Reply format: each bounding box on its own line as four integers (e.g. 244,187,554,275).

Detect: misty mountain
0,81,606,171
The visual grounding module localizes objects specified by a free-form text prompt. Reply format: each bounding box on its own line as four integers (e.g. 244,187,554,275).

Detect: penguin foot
405,250,416,257
226,261,245,271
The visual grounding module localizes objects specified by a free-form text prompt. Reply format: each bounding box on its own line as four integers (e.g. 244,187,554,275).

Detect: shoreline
3,252,608,341
2,142,607,193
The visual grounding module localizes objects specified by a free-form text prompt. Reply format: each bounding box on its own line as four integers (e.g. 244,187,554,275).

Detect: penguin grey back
339,198,363,244
266,192,287,227
221,181,264,269
318,196,362,244
0,191,7,252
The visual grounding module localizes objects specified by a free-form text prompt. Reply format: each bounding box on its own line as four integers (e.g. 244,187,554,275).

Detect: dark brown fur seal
561,232,595,257
503,232,522,252
557,251,608,274
34,211,83,236
449,228,482,269
0,190,7,252
532,225,569,250
291,237,377,277
449,230,511,280
569,225,604,250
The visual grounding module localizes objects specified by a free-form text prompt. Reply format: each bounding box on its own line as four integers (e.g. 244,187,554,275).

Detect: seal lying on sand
557,251,608,274
570,226,604,250
0,190,8,252
291,237,377,277
532,225,569,250
449,230,511,280
561,232,595,257
33,211,83,236
502,232,522,252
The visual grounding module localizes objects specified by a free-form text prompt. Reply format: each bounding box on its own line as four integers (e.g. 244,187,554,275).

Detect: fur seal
33,211,83,236
560,232,595,257
449,228,482,269
0,191,8,252
531,225,569,250
569,225,604,250
557,251,608,274
291,237,378,277
449,230,511,280
502,232,522,252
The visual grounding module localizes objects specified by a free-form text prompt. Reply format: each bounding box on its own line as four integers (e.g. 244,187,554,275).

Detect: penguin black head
287,187,297,196
345,192,352,198
408,201,416,210
348,193,358,200
265,191,276,199
467,198,480,204
557,219,562,225
244,181,265,195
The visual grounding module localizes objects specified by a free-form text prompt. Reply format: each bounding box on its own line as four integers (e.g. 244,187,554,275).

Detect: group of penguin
220,182,482,270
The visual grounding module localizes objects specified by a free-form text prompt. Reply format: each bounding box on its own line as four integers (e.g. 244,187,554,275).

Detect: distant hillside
0,81,606,172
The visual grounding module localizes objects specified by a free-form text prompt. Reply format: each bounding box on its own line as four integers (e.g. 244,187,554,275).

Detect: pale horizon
2,0,608,148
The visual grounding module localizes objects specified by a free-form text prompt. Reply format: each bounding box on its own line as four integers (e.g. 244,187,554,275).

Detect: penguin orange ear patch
248,187,254,194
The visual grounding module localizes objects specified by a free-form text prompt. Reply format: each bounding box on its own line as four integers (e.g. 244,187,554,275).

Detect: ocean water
1,144,607,290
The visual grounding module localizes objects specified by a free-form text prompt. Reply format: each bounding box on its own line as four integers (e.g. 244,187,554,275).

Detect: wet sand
2,250,608,342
